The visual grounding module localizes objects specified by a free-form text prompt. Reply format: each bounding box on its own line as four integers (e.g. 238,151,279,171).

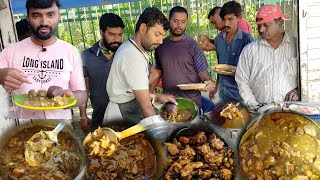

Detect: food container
159,97,199,124
160,117,237,180
238,109,320,179
87,119,166,179
204,101,251,142
0,120,87,180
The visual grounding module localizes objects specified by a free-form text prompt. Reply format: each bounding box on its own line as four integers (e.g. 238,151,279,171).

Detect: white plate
288,104,320,115
177,83,206,90
212,64,236,75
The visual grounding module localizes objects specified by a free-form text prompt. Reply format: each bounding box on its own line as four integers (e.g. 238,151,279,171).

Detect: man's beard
103,38,121,53
170,27,185,36
30,25,57,40
141,38,160,52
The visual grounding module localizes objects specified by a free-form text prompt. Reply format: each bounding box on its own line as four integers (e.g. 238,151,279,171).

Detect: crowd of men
0,0,298,132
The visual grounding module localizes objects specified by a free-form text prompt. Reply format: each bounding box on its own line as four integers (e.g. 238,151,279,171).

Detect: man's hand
63,89,74,97
197,34,215,51
0,68,31,91
197,34,209,43
285,89,299,101
198,80,214,92
209,87,218,99
80,117,91,132
155,93,178,105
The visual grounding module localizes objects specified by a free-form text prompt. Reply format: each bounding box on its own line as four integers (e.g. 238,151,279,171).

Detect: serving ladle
25,122,65,166
84,115,164,146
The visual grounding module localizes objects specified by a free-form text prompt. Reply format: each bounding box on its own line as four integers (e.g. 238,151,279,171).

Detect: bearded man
79,13,125,132
0,0,86,119
104,7,177,124
149,6,214,112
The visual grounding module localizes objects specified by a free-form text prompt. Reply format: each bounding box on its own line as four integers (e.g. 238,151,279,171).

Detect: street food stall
0,0,320,179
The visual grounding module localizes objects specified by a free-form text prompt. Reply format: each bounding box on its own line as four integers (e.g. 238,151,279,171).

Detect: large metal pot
203,101,251,147
160,117,237,179
0,119,87,180
99,119,166,179
237,109,320,179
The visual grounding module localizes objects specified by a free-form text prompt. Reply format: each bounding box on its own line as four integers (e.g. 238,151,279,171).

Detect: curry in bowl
239,112,320,180
84,126,161,180
0,126,83,179
160,98,198,123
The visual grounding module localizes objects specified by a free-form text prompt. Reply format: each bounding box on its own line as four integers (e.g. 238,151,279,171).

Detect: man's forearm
133,89,156,118
198,71,212,82
149,80,159,93
149,68,161,93
141,104,156,117
73,90,87,107
79,105,87,118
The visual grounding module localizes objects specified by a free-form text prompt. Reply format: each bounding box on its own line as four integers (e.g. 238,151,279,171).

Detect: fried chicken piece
198,169,213,179
179,159,191,166
173,138,182,149
209,134,225,150
220,169,232,180
165,162,183,179
165,142,180,156
189,132,207,145
166,155,174,169
197,143,211,155
204,149,217,164
181,162,203,177
179,136,190,144
180,145,196,160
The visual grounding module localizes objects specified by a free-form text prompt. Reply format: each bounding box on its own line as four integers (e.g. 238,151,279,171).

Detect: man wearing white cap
235,4,298,111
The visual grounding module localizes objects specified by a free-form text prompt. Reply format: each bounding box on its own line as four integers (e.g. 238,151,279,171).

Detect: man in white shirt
235,4,299,110
105,7,177,123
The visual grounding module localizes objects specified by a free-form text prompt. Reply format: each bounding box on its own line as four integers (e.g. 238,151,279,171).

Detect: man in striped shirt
235,4,299,110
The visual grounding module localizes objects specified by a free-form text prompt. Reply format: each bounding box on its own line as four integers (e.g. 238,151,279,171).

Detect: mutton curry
240,112,320,180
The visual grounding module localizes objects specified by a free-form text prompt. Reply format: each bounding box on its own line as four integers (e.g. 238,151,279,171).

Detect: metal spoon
25,122,65,166
84,115,164,146
105,115,164,142
43,122,65,143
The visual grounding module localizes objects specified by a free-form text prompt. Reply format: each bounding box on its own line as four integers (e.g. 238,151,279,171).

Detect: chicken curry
85,132,157,180
0,126,82,180
164,131,234,180
240,112,320,180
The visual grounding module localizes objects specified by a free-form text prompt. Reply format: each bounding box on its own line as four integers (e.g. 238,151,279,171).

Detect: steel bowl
0,119,87,180
237,109,320,179
159,98,199,124
160,118,237,179
95,119,166,179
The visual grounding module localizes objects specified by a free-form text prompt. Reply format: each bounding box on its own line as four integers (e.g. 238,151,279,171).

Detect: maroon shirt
155,35,208,107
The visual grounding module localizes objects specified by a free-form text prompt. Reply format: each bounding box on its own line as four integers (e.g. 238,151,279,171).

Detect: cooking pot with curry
239,112,320,180
0,120,87,180
85,119,165,180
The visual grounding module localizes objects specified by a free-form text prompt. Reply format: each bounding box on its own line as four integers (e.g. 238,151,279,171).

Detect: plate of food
13,86,76,110
287,103,320,115
212,64,236,75
177,83,206,90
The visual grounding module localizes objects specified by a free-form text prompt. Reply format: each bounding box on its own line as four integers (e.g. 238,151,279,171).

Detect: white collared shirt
235,32,298,108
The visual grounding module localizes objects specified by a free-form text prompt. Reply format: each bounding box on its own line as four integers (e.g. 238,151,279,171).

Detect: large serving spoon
83,115,164,147
25,122,65,166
